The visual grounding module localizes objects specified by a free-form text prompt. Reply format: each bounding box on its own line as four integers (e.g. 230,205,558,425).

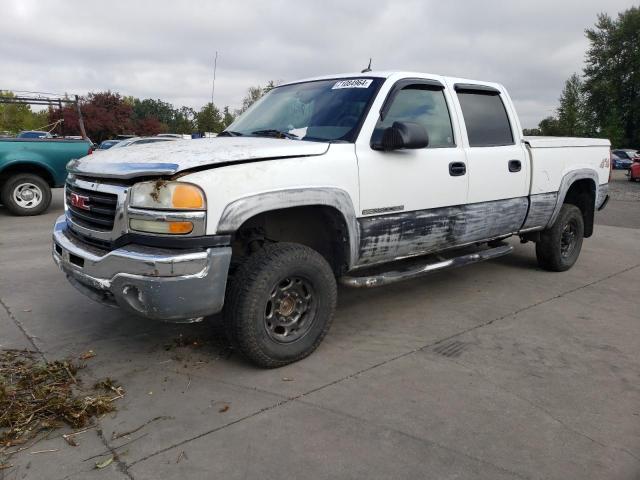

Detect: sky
0,0,636,128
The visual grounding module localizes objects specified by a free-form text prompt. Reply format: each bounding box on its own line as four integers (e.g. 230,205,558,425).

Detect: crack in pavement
0,296,43,359
0,295,136,480
126,263,640,471
294,398,533,480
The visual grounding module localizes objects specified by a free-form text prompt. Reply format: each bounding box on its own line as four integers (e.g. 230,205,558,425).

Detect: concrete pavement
0,172,638,479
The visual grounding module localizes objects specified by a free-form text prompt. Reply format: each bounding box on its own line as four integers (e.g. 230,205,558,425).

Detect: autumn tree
50,91,135,142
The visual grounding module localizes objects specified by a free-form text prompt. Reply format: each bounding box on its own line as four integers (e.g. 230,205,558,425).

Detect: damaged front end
53,174,231,322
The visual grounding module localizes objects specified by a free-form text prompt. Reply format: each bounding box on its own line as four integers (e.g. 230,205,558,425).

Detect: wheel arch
547,169,599,237
0,161,57,189
216,188,360,270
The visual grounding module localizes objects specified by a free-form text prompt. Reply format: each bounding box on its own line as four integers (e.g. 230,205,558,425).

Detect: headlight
130,181,205,210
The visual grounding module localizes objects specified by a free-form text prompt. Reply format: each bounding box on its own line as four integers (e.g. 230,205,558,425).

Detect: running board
339,244,514,288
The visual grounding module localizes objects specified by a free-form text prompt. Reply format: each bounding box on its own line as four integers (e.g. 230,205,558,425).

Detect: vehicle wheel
1,174,52,216
535,204,584,272
224,242,337,368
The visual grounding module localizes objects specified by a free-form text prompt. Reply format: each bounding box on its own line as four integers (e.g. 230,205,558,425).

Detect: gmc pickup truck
1,137,92,215
52,71,610,367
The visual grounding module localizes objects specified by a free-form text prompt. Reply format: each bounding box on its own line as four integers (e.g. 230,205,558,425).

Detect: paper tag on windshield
332,79,373,89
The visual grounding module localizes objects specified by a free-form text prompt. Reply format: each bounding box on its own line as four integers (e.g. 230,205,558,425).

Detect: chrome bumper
52,215,232,321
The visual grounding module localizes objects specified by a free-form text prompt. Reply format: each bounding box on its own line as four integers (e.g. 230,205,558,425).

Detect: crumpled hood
67,137,330,179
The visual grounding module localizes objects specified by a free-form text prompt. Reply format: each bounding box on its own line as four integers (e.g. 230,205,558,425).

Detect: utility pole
211,51,218,106
75,95,87,140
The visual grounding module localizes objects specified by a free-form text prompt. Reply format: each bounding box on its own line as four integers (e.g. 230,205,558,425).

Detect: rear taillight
87,147,93,155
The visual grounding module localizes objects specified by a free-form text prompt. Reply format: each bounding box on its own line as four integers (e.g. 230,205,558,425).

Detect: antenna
361,58,372,73
211,51,218,105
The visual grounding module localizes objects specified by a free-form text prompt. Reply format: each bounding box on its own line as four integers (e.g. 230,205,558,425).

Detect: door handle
449,162,466,176
508,160,522,172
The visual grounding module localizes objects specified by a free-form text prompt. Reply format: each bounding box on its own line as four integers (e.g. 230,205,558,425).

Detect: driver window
373,86,455,148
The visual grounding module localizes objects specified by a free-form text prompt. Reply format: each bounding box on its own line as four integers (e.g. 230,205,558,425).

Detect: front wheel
535,204,584,272
224,243,337,368
1,173,52,216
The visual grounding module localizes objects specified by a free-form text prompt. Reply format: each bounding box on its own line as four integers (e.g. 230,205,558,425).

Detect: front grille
66,227,114,250
65,183,118,231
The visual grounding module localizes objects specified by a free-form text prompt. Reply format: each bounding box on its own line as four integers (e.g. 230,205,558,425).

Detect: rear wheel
535,204,584,272
1,173,52,216
224,242,337,368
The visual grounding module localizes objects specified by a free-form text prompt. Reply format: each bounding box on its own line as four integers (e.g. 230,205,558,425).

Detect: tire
1,173,52,216
224,242,337,368
535,204,584,272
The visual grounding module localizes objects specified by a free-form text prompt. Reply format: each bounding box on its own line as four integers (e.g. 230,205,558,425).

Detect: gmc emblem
70,192,90,210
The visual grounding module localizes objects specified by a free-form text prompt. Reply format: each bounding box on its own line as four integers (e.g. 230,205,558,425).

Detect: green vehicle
0,137,92,216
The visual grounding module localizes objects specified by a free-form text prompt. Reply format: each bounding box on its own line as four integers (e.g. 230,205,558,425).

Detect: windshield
225,77,384,142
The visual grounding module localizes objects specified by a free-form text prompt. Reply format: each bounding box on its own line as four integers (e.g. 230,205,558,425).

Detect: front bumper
52,215,232,321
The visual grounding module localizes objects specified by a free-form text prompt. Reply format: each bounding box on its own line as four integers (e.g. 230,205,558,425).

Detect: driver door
355,79,469,265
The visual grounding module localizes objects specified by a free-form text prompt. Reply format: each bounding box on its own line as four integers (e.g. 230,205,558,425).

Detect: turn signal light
129,219,194,235
172,184,204,209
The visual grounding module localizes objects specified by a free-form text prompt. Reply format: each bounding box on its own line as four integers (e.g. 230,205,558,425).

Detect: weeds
0,349,123,464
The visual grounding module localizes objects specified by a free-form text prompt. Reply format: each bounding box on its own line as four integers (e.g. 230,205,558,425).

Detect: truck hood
67,137,330,179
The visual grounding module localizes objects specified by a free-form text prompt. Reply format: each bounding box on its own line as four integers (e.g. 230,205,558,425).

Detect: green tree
583,7,640,146
172,106,197,134
197,103,223,133
556,74,587,136
222,106,235,129
0,91,50,134
537,116,564,136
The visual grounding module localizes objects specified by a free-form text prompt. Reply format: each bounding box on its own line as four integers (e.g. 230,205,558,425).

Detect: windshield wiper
250,129,299,140
218,130,243,137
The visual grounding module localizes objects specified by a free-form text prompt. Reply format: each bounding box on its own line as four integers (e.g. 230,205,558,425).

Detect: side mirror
374,121,429,151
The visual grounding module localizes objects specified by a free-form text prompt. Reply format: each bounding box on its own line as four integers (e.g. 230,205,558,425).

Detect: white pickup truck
53,71,611,367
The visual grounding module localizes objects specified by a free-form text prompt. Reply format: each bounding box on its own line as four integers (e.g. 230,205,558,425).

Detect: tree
135,116,168,136
132,98,173,130
237,81,277,115
172,106,197,134
556,74,587,136
222,106,235,129
0,91,49,134
537,116,564,136
583,7,640,146
522,127,542,136
50,91,135,142
196,103,223,133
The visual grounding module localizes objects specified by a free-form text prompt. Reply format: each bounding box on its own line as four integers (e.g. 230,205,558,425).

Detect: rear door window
456,90,513,147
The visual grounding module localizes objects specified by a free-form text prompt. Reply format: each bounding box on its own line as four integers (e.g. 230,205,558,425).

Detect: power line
0,89,70,98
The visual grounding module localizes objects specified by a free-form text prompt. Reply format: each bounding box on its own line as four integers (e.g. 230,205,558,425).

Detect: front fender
216,187,360,267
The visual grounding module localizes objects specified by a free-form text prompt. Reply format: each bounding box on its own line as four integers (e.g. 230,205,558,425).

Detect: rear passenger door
452,83,529,204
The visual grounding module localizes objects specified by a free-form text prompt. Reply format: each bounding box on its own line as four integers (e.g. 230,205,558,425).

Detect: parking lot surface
1,170,639,479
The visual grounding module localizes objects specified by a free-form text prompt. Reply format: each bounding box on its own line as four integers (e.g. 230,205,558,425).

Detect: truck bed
524,136,610,196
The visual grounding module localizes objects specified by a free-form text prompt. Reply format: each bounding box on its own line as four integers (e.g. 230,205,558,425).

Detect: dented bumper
52,215,231,321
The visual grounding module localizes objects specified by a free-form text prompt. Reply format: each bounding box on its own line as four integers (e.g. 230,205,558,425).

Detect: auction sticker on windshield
332,79,373,89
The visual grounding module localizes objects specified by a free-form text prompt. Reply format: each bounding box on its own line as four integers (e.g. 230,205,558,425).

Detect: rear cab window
455,84,514,147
